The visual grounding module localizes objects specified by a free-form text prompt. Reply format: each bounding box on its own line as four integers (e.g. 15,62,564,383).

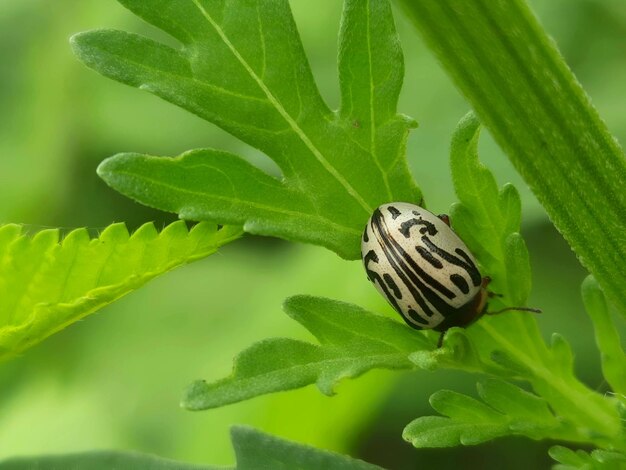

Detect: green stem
479,321,623,449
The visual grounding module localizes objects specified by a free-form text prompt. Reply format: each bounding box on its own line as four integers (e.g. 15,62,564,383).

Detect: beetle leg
487,306,542,315
437,331,445,348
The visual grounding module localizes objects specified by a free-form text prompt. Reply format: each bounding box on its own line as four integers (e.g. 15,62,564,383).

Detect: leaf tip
180,379,210,411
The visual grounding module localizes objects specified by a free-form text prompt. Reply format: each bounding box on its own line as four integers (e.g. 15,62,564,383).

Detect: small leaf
477,379,558,434
231,426,383,470
429,390,502,421
549,445,626,470
182,296,430,410
503,233,531,306
409,328,486,373
489,350,532,377
498,183,522,236
0,450,218,470
73,0,421,259
549,333,575,377
0,222,241,361
404,415,509,447
445,113,621,447
549,445,591,467
581,275,626,395
403,416,508,448
405,381,564,449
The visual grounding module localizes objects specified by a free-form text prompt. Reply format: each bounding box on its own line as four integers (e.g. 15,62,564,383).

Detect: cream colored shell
361,202,482,329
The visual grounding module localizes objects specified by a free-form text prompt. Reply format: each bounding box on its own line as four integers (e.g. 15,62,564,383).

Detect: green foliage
0,426,382,470
409,114,624,451
404,380,565,448
396,0,626,317
549,445,626,470
582,275,626,396
9,0,619,465
230,426,383,470
72,0,422,260
183,295,430,410
0,222,240,361
184,114,626,456
0,451,215,470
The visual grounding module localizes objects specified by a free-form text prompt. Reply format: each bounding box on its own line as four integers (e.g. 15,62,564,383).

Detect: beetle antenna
487,306,542,315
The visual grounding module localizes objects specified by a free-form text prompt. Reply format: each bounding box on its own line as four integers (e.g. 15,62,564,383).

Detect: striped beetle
361,202,539,345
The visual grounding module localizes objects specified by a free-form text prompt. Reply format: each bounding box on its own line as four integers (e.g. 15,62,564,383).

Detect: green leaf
396,114,625,450
549,445,626,470
0,426,382,470
0,451,219,470
476,380,558,434
581,275,626,396
0,222,241,361
404,381,563,449
409,328,488,374
182,295,430,410
449,111,531,308
72,0,421,259
396,0,626,316
446,112,547,376
231,426,383,470
403,415,508,448
549,446,594,469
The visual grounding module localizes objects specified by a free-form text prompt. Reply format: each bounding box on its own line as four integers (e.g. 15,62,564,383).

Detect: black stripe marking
383,273,402,299
371,211,436,322
416,246,444,269
454,248,482,285
362,226,369,243
421,236,482,286
408,308,430,324
398,217,438,238
363,249,402,313
387,206,401,219
450,273,470,294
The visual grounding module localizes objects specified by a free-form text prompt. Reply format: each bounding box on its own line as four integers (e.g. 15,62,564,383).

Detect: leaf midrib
109,169,361,237
190,0,373,215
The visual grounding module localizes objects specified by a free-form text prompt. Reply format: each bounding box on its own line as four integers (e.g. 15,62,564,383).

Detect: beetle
361,202,539,346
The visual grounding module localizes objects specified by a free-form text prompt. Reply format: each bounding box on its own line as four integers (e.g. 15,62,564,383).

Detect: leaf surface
0,426,382,470
403,380,562,448
410,114,623,450
231,426,383,470
581,275,626,396
182,295,430,410
396,0,626,316
0,222,241,361
0,451,217,470
72,0,421,259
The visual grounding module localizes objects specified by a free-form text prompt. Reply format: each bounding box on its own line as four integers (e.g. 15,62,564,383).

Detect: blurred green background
0,0,624,468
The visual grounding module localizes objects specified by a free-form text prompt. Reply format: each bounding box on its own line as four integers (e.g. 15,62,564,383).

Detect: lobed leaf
438,113,624,446
182,295,430,410
0,222,241,361
402,415,509,448
72,0,422,260
396,0,626,316
549,445,626,470
581,275,626,396
404,380,562,449
410,114,623,450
